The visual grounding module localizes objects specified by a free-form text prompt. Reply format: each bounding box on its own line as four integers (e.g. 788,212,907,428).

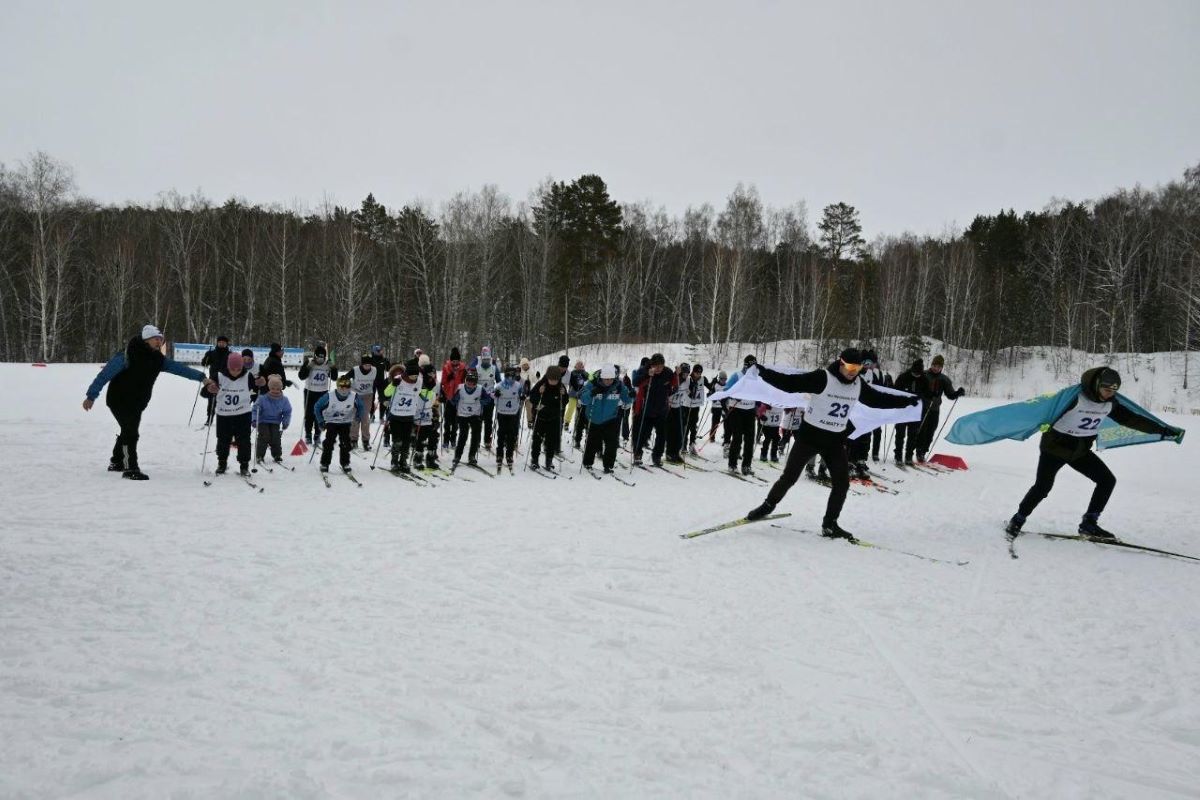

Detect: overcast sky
2,0,1197,237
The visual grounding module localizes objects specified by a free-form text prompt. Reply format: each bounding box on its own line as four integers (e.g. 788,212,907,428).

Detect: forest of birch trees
1,153,1197,371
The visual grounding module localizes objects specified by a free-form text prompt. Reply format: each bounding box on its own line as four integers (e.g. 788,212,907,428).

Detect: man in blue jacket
580,365,632,473
83,325,213,480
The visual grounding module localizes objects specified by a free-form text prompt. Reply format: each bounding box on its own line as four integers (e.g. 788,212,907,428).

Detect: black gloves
955,387,966,398
907,396,920,407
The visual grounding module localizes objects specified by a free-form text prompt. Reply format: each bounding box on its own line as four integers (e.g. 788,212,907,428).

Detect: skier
313,373,365,473
912,354,965,462
346,353,378,450
742,348,919,539
892,359,924,464
579,365,632,473
200,335,231,426
568,360,590,445
252,374,292,465
383,360,420,473
864,349,892,462
450,367,490,468
527,365,569,471
258,343,292,391
631,353,677,467
664,362,691,464
684,364,707,454
83,325,214,480
298,345,337,445
944,368,1183,539
707,370,728,443
204,351,265,476
518,357,536,395
239,348,262,403
470,346,503,451
619,368,634,444
440,347,467,450
492,364,526,470
368,344,391,434
412,363,442,472
722,355,762,475
759,403,784,463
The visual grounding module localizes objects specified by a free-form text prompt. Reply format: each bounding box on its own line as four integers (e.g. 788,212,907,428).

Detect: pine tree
818,202,866,262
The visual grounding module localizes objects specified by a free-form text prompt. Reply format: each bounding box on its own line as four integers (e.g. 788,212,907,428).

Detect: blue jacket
252,393,293,427
579,377,631,425
313,390,365,426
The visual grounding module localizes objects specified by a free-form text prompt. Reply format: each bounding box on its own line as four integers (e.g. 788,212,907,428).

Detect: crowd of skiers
84,326,1185,542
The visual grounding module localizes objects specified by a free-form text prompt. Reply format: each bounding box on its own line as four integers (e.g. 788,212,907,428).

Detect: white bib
494,382,523,415
305,362,332,392
350,366,375,396
805,375,863,433
388,380,421,417
215,372,252,417
323,391,357,425
477,362,498,393
1052,396,1112,437
763,407,784,427
456,385,484,417
414,390,435,426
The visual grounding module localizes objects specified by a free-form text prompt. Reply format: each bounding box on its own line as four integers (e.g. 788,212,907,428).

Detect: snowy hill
2,361,1198,798
529,339,1200,415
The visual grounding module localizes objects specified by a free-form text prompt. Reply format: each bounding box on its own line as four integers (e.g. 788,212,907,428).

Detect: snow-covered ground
2,361,1198,799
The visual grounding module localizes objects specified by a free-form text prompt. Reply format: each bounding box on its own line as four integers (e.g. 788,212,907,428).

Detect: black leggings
766,435,851,527
454,415,482,462
1018,450,1116,519
109,405,143,469
726,407,756,468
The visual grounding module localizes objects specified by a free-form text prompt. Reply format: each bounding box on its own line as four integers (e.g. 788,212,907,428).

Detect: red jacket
440,360,466,402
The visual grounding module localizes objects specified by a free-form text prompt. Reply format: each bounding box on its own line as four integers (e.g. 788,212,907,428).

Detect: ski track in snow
1,363,1198,798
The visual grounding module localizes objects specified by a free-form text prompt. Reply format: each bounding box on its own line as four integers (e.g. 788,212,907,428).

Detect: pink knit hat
227,352,244,372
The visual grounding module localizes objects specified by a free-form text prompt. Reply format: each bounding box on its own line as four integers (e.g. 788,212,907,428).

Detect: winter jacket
567,368,590,398
914,370,962,410
579,377,632,425
440,360,467,402
88,335,206,412
252,392,293,427
369,354,391,390
866,368,893,388
258,353,292,388
201,345,230,381
1039,366,1171,461
632,366,677,419
527,376,569,424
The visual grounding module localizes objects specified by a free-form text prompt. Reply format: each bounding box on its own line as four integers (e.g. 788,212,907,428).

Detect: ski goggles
839,359,864,374
1098,381,1120,391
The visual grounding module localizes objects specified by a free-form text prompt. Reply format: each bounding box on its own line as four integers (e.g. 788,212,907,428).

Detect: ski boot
529,462,540,471
341,464,352,474
215,461,228,475
745,500,776,522
1005,513,1026,537
545,461,556,472
652,457,664,468
467,458,478,467
239,463,251,477
319,464,329,473
821,522,856,542
108,460,125,472
363,441,371,452
602,466,614,475
741,463,754,476
666,455,684,465
1078,514,1116,540
916,452,927,463
121,469,149,481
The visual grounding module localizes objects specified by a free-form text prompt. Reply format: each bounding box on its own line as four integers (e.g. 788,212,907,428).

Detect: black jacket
914,370,961,410
369,354,391,390
108,336,167,413
258,353,292,388
632,366,677,419
528,377,569,424
201,345,230,381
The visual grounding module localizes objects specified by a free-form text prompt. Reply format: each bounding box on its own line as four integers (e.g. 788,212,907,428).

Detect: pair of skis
583,466,637,486
203,470,265,493
318,467,362,489
1008,530,1199,563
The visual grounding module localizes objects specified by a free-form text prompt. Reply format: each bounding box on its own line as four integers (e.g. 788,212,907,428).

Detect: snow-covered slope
2,362,1198,798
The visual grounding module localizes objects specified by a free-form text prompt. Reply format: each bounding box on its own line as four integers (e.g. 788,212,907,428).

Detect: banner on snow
171,343,306,367
709,365,921,439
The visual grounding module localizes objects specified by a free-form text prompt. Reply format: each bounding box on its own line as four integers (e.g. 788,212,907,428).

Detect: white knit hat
141,324,163,340
600,365,616,380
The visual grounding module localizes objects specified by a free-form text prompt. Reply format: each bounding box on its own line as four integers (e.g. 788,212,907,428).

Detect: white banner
172,343,306,367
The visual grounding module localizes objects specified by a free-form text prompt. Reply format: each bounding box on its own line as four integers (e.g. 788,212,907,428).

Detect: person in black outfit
83,325,213,479
258,342,292,391
911,354,965,461
200,335,230,425
864,350,893,461
527,365,569,470
744,348,917,539
1006,367,1181,539
369,344,391,430
891,359,924,464
631,353,677,467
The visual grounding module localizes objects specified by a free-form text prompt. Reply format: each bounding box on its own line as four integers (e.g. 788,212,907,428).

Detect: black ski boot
122,469,149,481
108,461,125,472
238,463,251,477
1078,514,1116,540
319,464,329,473
821,522,856,542
341,464,352,474
745,500,776,521
1005,513,1026,537
741,464,754,476
215,461,228,475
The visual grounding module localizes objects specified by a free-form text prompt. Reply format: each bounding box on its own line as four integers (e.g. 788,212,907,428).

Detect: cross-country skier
892,359,924,464
631,353,677,467
383,361,420,473
722,355,762,475
664,362,691,464
298,345,337,444
313,373,365,473
258,343,292,391
252,374,292,465
205,351,265,476
346,353,378,450
580,365,631,473
707,369,728,444
412,363,442,472
368,344,391,430
759,403,784,462
440,347,467,450
742,348,918,539
200,335,231,426
83,324,214,480
450,367,490,468
470,346,503,451
492,364,526,470
528,365,569,471
945,367,1184,539
863,349,892,462
684,364,707,454
911,354,964,462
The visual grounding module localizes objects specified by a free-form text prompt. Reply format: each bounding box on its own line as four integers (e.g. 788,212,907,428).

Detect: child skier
412,363,441,471
451,367,490,468
470,345,503,451
383,360,421,473
759,403,784,462
492,364,526,470
313,373,365,473
346,353,378,450
299,345,336,444
206,352,264,476
252,374,293,465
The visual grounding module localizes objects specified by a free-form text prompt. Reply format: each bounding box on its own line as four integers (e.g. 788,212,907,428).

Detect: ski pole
370,419,388,469
524,403,543,472
928,396,960,453
201,404,214,474
188,384,203,426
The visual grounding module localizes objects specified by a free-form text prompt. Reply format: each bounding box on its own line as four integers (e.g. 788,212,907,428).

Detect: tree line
1,152,1197,377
